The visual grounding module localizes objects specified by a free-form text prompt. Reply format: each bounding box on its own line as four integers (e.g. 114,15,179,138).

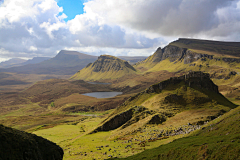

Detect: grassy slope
116,105,240,160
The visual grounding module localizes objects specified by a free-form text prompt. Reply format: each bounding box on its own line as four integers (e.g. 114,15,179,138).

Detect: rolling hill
71,55,137,81
91,71,236,137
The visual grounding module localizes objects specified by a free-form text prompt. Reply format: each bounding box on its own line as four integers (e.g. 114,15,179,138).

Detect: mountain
91,71,236,135
117,56,147,65
135,38,240,71
71,55,137,81
21,57,51,65
0,124,63,160
0,58,27,68
0,50,98,75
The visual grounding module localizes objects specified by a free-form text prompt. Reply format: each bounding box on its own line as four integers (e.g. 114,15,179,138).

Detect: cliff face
139,38,240,67
149,45,216,64
71,55,137,81
147,71,218,93
0,125,64,160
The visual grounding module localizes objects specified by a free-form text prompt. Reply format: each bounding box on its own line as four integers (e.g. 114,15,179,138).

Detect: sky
0,0,240,62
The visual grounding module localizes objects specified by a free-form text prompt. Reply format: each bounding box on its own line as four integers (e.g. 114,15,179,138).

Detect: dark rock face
148,114,167,124
151,47,163,62
161,45,187,62
94,108,134,132
91,55,136,72
147,71,219,94
0,125,64,160
150,45,240,64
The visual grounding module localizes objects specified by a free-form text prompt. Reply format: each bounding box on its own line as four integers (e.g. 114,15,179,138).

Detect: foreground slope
116,104,240,160
92,71,236,135
0,124,63,160
71,55,137,81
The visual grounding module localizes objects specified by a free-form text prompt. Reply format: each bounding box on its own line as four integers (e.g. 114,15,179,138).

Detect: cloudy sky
0,0,240,62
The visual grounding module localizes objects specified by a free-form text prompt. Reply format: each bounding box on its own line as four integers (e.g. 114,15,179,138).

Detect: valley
1,38,240,159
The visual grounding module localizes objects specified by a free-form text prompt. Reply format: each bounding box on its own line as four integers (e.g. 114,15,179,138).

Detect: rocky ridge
90,55,136,72
71,55,137,81
137,38,240,68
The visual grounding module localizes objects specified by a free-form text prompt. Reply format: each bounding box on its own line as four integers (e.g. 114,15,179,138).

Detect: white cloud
84,0,240,39
0,0,240,61
29,46,38,51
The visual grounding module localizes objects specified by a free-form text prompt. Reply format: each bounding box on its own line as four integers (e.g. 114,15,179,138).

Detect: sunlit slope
71,55,137,81
115,104,240,160
92,72,236,135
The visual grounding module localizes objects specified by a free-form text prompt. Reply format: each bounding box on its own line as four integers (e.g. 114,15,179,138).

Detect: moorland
1,38,240,159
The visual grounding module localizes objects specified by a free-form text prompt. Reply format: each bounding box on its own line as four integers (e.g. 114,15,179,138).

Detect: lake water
82,92,122,98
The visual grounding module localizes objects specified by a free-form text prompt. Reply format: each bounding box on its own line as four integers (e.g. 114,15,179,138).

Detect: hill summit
71,55,136,81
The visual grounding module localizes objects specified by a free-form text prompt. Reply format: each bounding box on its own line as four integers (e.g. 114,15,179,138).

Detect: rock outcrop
0,124,64,160
71,55,137,81
146,71,219,93
91,55,136,72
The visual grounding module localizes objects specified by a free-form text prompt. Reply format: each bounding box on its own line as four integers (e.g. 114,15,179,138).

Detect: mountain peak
71,55,136,81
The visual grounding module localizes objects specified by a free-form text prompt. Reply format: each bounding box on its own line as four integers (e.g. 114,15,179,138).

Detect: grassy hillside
31,72,238,160
115,105,240,160
91,72,236,139
71,55,137,81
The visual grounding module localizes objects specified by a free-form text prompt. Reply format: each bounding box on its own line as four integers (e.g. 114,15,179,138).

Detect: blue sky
57,0,84,21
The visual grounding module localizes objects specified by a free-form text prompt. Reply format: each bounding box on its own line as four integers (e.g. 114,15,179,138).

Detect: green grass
113,106,240,160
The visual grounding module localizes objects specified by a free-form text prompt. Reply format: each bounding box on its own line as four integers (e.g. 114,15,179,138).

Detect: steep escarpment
135,38,240,71
92,71,236,134
71,55,137,81
0,124,63,160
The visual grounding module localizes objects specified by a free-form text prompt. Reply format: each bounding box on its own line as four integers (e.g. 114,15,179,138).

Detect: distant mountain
117,56,147,64
21,57,51,65
0,50,98,75
0,58,27,68
71,55,137,81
